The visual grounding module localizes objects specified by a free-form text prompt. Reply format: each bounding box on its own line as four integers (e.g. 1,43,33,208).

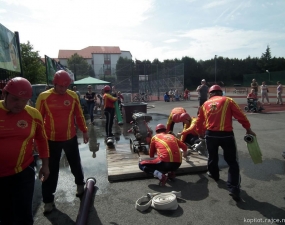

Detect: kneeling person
139,124,188,186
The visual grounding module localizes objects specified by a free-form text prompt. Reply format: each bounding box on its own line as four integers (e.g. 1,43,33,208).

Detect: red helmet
180,113,190,121
53,70,71,86
3,77,32,99
209,85,222,93
155,124,166,132
172,114,180,123
104,85,111,92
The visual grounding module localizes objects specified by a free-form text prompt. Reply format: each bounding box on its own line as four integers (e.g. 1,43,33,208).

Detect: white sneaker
43,202,55,214
76,184,85,197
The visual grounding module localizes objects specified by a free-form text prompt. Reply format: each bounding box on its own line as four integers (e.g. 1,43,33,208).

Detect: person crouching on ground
196,85,256,201
179,114,199,147
139,124,188,186
103,85,117,138
166,107,188,133
0,77,50,225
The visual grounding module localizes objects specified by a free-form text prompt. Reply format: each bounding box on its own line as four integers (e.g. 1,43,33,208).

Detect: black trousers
104,107,115,137
42,136,85,203
0,163,35,225
139,161,181,174
205,130,240,195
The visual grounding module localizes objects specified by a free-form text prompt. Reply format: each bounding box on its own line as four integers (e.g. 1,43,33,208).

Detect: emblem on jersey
209,102,218,111
64,100,71,106
17,120,28,128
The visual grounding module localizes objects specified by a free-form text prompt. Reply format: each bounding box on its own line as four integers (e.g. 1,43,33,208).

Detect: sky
1,0,285,61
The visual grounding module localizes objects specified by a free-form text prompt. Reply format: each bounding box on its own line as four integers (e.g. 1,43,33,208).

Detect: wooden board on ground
107,142,208,182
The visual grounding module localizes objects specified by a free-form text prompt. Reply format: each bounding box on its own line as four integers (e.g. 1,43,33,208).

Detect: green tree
67,53,94,79
21,41,46,84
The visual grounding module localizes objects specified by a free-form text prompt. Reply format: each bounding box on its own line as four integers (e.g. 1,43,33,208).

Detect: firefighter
0,77,49,224
103,85,117,138
196,85,256,201
180,115,199,146
166,107,189,132
139,124,188,186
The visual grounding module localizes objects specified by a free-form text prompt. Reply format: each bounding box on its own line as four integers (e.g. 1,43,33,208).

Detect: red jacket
166,107,187,132
180,117,199,142
148,133,187,163
196,96,250,135
103,93,117,109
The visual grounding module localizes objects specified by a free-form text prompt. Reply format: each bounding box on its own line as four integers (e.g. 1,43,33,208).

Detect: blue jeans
87,102,95,122
0,162,35,225
42,136,85,203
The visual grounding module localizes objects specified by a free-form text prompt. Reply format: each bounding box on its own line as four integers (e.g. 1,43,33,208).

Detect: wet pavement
32,98,285,225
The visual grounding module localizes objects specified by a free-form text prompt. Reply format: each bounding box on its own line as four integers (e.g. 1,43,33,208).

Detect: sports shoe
207,171,219,181
76,184,85,197
43,202,55,214
167,172,176,180
158,174,168,186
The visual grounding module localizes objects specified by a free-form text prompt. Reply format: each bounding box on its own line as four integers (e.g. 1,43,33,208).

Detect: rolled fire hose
76,177,96,225
135,191,181,212
244,134,254,143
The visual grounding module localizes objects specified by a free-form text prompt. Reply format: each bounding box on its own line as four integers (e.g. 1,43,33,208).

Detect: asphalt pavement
33,97,285,225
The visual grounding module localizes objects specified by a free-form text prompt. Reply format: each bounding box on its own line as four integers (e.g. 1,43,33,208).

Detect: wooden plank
106,142,208,182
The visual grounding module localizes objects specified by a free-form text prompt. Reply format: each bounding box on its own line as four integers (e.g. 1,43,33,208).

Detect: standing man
36,70,89,213
196,79,209,111
251,79,258,95
139,124,188,186
196,85,256,201
0,77,50,225
276,81,283,105
103,85,117,138
85,85,97,125
73,86,81,100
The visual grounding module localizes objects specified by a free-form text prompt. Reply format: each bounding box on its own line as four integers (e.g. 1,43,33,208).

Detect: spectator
276,81,283,105
73,86,81,100
196,85,256,201
260,81,270,104
85,85,97,125
251,79,258,95
99,88,105,119
184,88,189,100
0,77,49,224
138,124,188,186
164,92,170,102
168,89,174,101
36,70,89,213
117,91,124,110
174,89,179,101
196,79,209,106
247,89,264,110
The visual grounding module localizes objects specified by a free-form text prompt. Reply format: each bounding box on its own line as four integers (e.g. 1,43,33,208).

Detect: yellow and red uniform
0,102,49,177
196,96,250,135
148,133,187,163
36,88,87,141
166,107,187,132
180,117,199,142
103,93,117,109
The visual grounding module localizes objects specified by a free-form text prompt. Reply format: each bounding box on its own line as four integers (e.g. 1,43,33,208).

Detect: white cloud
164,39,179,43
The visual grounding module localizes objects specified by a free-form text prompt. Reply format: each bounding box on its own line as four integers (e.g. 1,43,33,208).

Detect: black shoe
229,192,241,202
207,172,219,181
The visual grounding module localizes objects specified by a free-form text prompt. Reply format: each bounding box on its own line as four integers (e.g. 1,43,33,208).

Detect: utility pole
215,55,217,84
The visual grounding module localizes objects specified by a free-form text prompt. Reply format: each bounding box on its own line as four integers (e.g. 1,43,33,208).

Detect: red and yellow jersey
149,133,187,163
103,93,117,109
166,107,187,132
180,117,199,142
0,102,49,177
196,96,250,135
36,88,87,141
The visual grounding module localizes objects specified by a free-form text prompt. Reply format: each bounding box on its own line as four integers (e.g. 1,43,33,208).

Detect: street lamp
266,70,271,82
215,55,217,83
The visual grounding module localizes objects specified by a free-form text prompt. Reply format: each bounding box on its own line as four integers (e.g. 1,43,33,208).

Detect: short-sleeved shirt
85,92,96,104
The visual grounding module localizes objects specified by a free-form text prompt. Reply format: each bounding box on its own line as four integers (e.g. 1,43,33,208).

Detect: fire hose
76,177,97,225
135,191,181,212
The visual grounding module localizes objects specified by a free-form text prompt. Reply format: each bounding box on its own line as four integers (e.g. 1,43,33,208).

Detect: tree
20,41,46,84
67,53,94,79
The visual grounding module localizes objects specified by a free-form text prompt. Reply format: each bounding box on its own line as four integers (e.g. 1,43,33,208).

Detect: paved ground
32,96,285,225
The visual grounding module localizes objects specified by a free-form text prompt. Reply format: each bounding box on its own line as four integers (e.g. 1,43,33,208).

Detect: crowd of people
0,73,284,224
